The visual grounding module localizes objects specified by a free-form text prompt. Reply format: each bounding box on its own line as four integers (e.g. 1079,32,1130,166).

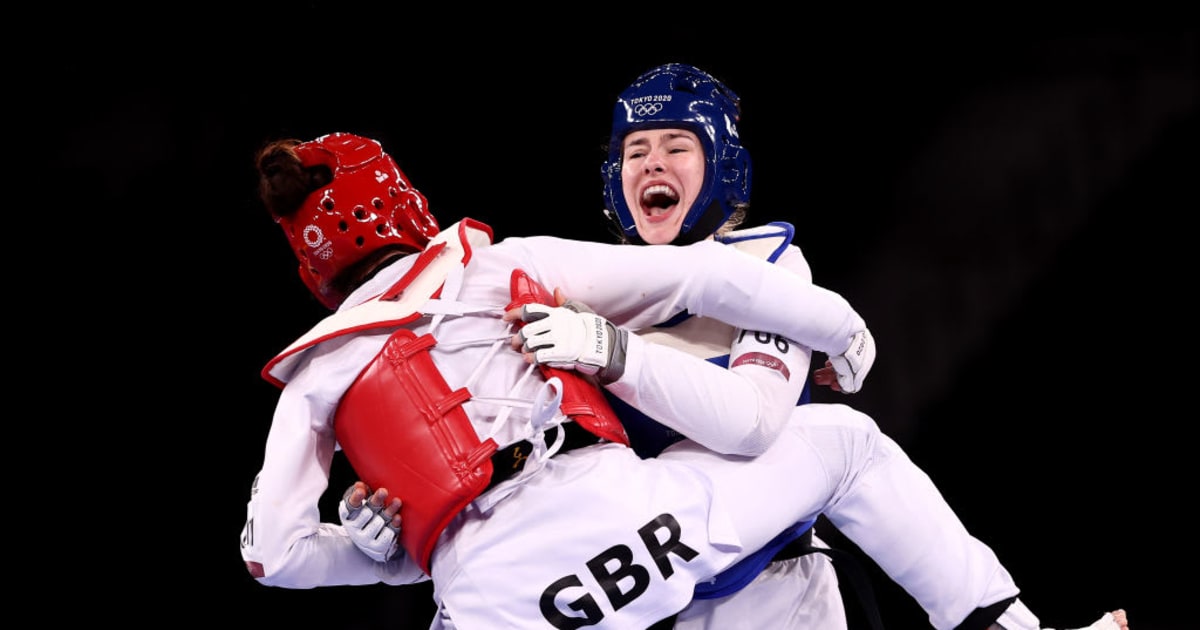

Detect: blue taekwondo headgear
602,63,751,245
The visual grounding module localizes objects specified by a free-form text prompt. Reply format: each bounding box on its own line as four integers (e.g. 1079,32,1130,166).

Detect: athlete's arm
506,240,869,455
506,236,868,359
241,336,427,588
605,247,815,455
499,235,872,453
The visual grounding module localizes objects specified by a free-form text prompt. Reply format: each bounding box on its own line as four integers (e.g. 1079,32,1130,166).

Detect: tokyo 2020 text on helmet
271,132,440,309
601,63,751,245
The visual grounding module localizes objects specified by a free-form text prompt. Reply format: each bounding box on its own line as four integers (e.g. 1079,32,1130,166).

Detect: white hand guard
828,330,876,394
516,302,629,384
337,486,401,562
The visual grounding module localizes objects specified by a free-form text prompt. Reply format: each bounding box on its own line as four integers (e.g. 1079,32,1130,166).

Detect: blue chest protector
603,222,817,600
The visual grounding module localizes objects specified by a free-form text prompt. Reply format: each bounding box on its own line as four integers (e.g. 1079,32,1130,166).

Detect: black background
54,9,1196,629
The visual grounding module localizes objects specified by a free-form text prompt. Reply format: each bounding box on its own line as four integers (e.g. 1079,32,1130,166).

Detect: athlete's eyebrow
624,136,651,151
624,131,696,152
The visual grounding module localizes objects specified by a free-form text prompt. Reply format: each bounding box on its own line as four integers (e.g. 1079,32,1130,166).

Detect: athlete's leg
809,405,1021,629
662,402,1021,630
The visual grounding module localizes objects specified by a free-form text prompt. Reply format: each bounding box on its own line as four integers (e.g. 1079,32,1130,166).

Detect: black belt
777,526,888,630
486,421,599,491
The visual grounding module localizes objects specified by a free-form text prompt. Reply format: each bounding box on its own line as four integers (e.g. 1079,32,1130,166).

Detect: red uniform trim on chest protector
334,329,497,575
507,270,630,446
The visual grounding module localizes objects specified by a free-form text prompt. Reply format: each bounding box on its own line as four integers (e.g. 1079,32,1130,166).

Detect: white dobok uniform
646,224,847,630
241,221,1019,630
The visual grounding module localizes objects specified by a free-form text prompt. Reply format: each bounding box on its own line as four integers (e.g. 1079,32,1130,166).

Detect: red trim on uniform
380,242,447,300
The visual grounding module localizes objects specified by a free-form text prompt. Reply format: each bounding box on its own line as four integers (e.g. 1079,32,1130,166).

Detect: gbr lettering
539,513,699,629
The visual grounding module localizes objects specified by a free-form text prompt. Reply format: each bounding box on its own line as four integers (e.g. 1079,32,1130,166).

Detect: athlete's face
620,128,705,245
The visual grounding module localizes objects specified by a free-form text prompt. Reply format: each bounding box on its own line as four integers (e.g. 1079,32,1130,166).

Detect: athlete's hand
813,360,844,391
816,330,875,394
338,481,402,562
504,292,629,384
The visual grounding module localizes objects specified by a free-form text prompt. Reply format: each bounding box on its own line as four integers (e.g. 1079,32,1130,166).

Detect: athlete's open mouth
641,184,679,216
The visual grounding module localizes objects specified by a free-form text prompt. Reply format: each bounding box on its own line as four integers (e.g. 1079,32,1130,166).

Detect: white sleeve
241,335,427,588
605,333,807,455
508,237,863,356
676,241,862,355
603,246,817,456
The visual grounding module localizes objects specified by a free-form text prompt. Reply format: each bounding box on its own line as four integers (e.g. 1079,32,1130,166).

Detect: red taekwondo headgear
276,132,440,309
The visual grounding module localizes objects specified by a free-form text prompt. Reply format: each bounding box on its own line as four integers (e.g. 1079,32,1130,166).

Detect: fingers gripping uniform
515,302,629,384
507,270,629,446
338,486,402,562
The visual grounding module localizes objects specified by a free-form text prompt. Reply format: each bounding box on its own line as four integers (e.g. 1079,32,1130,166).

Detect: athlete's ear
553,288,568,307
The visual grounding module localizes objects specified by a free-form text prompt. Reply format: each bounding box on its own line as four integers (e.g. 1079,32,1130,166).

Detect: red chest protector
334,327,491,576
275,221,627,575
336,270,630,574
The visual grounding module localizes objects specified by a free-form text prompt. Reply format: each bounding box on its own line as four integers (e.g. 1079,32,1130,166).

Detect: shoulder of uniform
717,221,795,262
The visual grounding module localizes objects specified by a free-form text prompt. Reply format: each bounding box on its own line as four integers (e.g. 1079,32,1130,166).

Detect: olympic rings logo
634,103,663,116
304,225,336,260
303,225,325,248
